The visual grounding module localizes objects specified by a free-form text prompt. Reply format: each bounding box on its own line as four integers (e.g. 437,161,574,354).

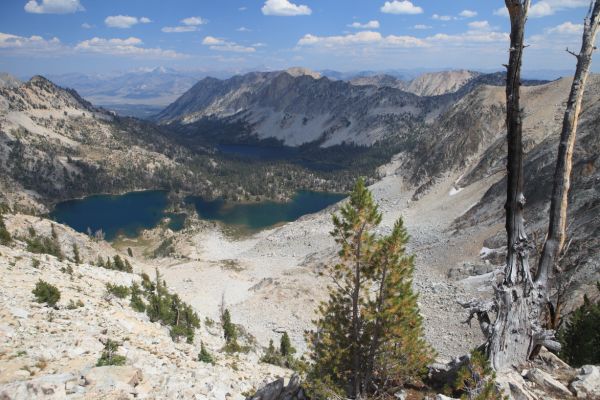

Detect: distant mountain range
154,68,547,148
0,66,564,119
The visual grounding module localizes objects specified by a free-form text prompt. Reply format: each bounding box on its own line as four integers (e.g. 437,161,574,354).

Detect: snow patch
449,186,464,196
480,247,494,257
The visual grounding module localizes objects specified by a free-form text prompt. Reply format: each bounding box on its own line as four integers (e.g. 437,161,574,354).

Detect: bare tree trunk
536,0,600,286
483,0,536,372
464,0,600,372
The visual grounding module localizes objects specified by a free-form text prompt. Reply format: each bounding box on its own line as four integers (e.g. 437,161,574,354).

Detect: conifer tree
309,179,433,398
130,282,146,312
222,308,239,352
559,282,600,366
0,214,11,245
113,255,125,271
280,331,295,357
72,243,81,264
198,341,215,364
365,219,434,390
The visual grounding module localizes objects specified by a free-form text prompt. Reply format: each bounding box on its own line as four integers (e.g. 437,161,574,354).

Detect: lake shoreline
50,189,346,242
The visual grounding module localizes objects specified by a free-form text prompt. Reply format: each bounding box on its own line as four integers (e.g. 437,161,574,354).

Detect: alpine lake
50,190,346,241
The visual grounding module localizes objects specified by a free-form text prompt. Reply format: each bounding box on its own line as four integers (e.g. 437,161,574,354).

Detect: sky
0,0,598,77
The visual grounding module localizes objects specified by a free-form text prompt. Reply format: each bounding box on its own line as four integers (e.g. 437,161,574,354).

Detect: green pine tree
308,178,433,398
113,255,125,271
130,282,146,312
198,341,215,364
559,282,600,366
365,218,434,389
261,339,281,365
72,243,81,264
0,214,11,246
146,269,172,323
222,309,240,352
280,331,295,356
32,279,61,307
96,339,126,366
454,350,503,400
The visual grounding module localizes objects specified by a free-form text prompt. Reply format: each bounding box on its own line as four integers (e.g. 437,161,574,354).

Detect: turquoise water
186,190,346,230
51,190,345,240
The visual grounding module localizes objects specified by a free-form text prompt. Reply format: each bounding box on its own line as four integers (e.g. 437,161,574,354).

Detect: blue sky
0,0,597,76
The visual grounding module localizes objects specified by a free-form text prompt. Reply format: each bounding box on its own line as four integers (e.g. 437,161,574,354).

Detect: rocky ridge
349,70,482,97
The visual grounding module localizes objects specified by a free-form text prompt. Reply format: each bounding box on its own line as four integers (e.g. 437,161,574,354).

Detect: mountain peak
28,75,57,88
284,67,321,79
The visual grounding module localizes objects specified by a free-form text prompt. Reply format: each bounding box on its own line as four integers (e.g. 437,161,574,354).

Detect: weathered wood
471,0,600,372
480,0,536,372
504,0,532,289
536,0,600,286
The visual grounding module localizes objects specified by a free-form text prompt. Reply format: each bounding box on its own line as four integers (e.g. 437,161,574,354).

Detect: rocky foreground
0,215,289,399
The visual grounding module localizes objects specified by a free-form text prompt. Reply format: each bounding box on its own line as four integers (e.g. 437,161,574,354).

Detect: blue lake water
50,191,184,241
51,190,345,240
185,190,346,231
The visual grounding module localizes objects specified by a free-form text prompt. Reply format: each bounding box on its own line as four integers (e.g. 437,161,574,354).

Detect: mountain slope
0,76,210,209
0,73,21,88
155,70,448,147
155,69,549,149
405,70,481,96
0,214,288,399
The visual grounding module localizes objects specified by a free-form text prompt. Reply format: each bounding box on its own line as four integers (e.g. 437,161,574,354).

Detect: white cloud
459,10,477,18
494,0,588,18
468,20,491,30
181,16,207,26
427,30,509,45
261,0,312,16
202,36,224,46
24,0,83,14
202,36,256,53
547,21,584,35
527,21,589,50
237,27,252,32
298,31,428,48
162,26,197,33
81,23,93,29
432,14,453,21
348,20,380,29
162,16,207,33
414,24,432,30
239,7,247,11
75,37,183,58
104,15,151,29
296,21,509,56
0,31,185,59
0,32,64,54
381,1,423,15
